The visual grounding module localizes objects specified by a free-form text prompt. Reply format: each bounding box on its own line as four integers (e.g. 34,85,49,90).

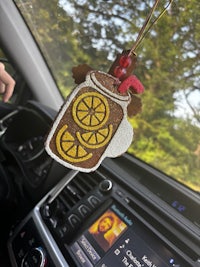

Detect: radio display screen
70,203,185,267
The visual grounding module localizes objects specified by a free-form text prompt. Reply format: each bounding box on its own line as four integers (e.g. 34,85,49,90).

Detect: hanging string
128,0,174,56
113,0,174,89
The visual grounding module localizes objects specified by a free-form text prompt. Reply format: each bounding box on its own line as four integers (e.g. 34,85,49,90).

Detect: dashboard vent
57,172,103,212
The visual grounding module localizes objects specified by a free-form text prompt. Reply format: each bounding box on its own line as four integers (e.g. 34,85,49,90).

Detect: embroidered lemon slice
56,125,92,163
73,92,110,131
76,125,113,149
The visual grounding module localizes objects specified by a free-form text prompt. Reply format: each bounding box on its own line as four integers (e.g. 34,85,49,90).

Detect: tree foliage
15,0,200,191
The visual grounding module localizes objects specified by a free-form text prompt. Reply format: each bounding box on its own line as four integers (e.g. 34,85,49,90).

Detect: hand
0,63,15,102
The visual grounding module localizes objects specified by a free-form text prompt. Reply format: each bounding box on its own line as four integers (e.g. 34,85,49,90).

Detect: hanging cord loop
128,0,174,56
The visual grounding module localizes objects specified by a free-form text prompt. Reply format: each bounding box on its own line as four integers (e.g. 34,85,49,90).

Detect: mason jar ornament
45,68,139,172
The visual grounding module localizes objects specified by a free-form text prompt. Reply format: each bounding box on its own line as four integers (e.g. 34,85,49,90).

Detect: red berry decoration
113,54,132,80
119,55,132,68
114,66,127,79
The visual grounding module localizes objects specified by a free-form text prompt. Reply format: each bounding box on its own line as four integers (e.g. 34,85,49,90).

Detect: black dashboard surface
0,101,68,206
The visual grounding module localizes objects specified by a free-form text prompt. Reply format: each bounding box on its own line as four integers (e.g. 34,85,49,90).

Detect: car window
14,0,200,192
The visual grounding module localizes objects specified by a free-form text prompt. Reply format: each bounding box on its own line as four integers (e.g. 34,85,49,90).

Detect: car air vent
41,170,108,245
57,172,104,211
41,171,105,222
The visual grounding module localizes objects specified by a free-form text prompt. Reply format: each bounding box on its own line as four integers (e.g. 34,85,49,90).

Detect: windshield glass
14,0,200,192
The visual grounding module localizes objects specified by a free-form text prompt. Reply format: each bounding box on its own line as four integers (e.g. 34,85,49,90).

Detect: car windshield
14,0,200,192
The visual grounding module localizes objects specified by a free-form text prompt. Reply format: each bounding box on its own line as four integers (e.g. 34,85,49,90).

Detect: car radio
8,169,197,267
68,202,184,267
39,171,188,267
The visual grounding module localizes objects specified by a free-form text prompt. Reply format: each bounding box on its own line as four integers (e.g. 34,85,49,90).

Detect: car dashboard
0,101,199,267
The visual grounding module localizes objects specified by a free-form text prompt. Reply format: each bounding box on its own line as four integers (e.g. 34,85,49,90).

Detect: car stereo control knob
21,247,47,267
99,179,113,193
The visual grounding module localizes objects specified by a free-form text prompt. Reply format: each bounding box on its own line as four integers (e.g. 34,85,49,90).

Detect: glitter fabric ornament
45,0,174,172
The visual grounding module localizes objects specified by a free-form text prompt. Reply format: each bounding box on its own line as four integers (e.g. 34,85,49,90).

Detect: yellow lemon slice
72,92,110,131
56,125,92,163
76,125,113,149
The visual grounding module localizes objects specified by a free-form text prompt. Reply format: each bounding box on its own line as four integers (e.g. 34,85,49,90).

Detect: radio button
78,204,91,218
68,214,81,228
71,242,93,267
99,179,113,193
87,195,101,208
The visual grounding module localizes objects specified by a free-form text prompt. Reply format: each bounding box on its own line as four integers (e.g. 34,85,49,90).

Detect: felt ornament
45,0,173,172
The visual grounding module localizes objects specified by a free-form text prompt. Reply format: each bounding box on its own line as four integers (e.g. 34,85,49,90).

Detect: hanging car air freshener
45,0,173,172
